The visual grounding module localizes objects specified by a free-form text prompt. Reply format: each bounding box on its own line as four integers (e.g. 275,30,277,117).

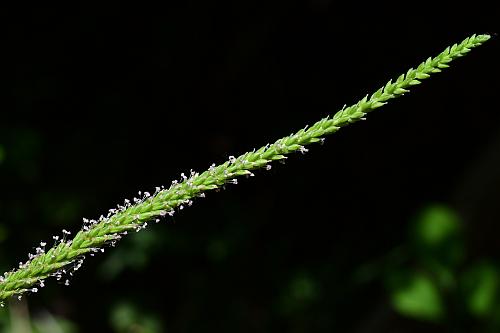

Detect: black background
1,3,499,332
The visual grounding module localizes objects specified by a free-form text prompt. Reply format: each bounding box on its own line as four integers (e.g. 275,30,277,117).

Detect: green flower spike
0,34,490,305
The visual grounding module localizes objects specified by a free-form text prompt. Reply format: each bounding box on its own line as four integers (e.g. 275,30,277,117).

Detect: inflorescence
0,34,491,306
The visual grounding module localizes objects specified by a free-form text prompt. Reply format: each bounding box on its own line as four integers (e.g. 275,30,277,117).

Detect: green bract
0,34,491,305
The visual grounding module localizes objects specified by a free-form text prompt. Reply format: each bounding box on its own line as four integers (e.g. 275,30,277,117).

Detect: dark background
0,3,498,332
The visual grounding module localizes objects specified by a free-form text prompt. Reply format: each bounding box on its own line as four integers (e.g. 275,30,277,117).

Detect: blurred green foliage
370,204,500,330
462,262,499,318
389,271,444,321
411,205,464,268
0,300,77,333
110,302,162,333
279,273,319,315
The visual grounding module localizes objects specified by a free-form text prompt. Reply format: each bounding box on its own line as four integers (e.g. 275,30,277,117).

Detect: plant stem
0,34,490,304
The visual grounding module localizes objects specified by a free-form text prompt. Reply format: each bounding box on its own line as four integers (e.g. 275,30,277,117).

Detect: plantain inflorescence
0,34,491,305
